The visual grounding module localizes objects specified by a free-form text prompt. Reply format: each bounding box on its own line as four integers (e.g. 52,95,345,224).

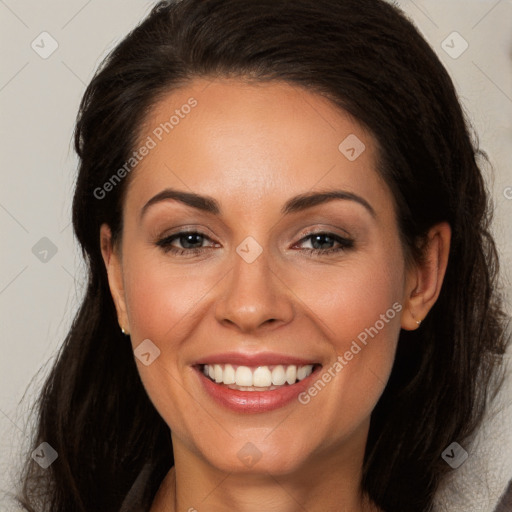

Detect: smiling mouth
200,363,321,391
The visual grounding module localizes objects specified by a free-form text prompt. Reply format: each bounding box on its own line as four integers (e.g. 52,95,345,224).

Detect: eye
295,232,354,256
156,231,218,255
155,230,354,257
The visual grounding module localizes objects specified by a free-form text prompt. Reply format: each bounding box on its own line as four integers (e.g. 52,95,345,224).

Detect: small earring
121,326,129,335
411,313,422,327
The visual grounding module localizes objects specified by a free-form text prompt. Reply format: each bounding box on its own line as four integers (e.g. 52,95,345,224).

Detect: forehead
126,78,393,220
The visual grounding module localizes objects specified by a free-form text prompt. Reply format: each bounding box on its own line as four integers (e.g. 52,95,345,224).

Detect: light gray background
1,0,511,510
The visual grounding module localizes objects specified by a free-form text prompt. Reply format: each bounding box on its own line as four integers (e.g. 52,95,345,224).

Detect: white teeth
202,363,315,388
235,366,253,386
253,367,272,387
214,364,223,383
223,364,236,384
297,365,313,381
286,365,297,385
271,365,286,385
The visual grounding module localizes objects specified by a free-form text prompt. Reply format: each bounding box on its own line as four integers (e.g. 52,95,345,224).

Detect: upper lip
194,352,320,367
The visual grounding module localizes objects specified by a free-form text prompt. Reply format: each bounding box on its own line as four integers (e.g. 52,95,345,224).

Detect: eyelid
154,224,217,241
155,226,355,260
155,229,218,248
292,223,357,254
291,224,353,243
293,231,354,251
155,224,352,244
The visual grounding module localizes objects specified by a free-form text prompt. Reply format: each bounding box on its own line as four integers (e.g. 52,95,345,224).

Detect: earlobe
100,224,130,334
401,222,451,331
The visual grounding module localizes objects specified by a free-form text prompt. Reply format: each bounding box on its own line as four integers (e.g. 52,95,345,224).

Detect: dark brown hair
15,0,508,510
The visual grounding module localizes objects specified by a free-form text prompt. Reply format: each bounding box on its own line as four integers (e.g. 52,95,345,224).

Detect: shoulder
433,337,512,512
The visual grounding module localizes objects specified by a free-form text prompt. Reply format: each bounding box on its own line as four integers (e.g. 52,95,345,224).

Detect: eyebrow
140,188,376,220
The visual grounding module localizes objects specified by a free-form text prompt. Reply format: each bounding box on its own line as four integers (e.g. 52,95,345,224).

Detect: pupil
181,233,202,248
312,234,333,249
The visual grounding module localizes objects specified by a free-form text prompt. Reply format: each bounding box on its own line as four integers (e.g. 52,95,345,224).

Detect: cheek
122,253,217,341
291,247,404,349
120,251,217,432
291,245,404,426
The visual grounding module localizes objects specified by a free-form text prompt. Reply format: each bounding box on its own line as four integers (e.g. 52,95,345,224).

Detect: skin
100,78,451,512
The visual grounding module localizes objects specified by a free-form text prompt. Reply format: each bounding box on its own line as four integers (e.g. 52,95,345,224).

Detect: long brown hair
15,1,508,510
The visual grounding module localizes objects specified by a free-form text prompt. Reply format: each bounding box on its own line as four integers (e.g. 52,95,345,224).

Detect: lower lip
196,366,320,413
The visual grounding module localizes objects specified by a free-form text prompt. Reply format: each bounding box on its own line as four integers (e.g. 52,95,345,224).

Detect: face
102,78,417,476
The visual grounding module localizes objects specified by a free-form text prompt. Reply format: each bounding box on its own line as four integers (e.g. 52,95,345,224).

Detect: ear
100,223,130,334
401,222,451,330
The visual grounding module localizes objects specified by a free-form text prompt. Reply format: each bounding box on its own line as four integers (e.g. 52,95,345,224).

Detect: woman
16,0,509,511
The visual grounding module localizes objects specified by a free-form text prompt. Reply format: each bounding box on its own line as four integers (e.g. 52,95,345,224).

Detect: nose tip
221,311,279,333
214,255,294,333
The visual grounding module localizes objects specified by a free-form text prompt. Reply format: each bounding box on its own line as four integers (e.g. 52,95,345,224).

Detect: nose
214,248,294,333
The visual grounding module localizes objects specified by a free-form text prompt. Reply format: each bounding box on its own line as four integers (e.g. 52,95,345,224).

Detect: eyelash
155,230,354,257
